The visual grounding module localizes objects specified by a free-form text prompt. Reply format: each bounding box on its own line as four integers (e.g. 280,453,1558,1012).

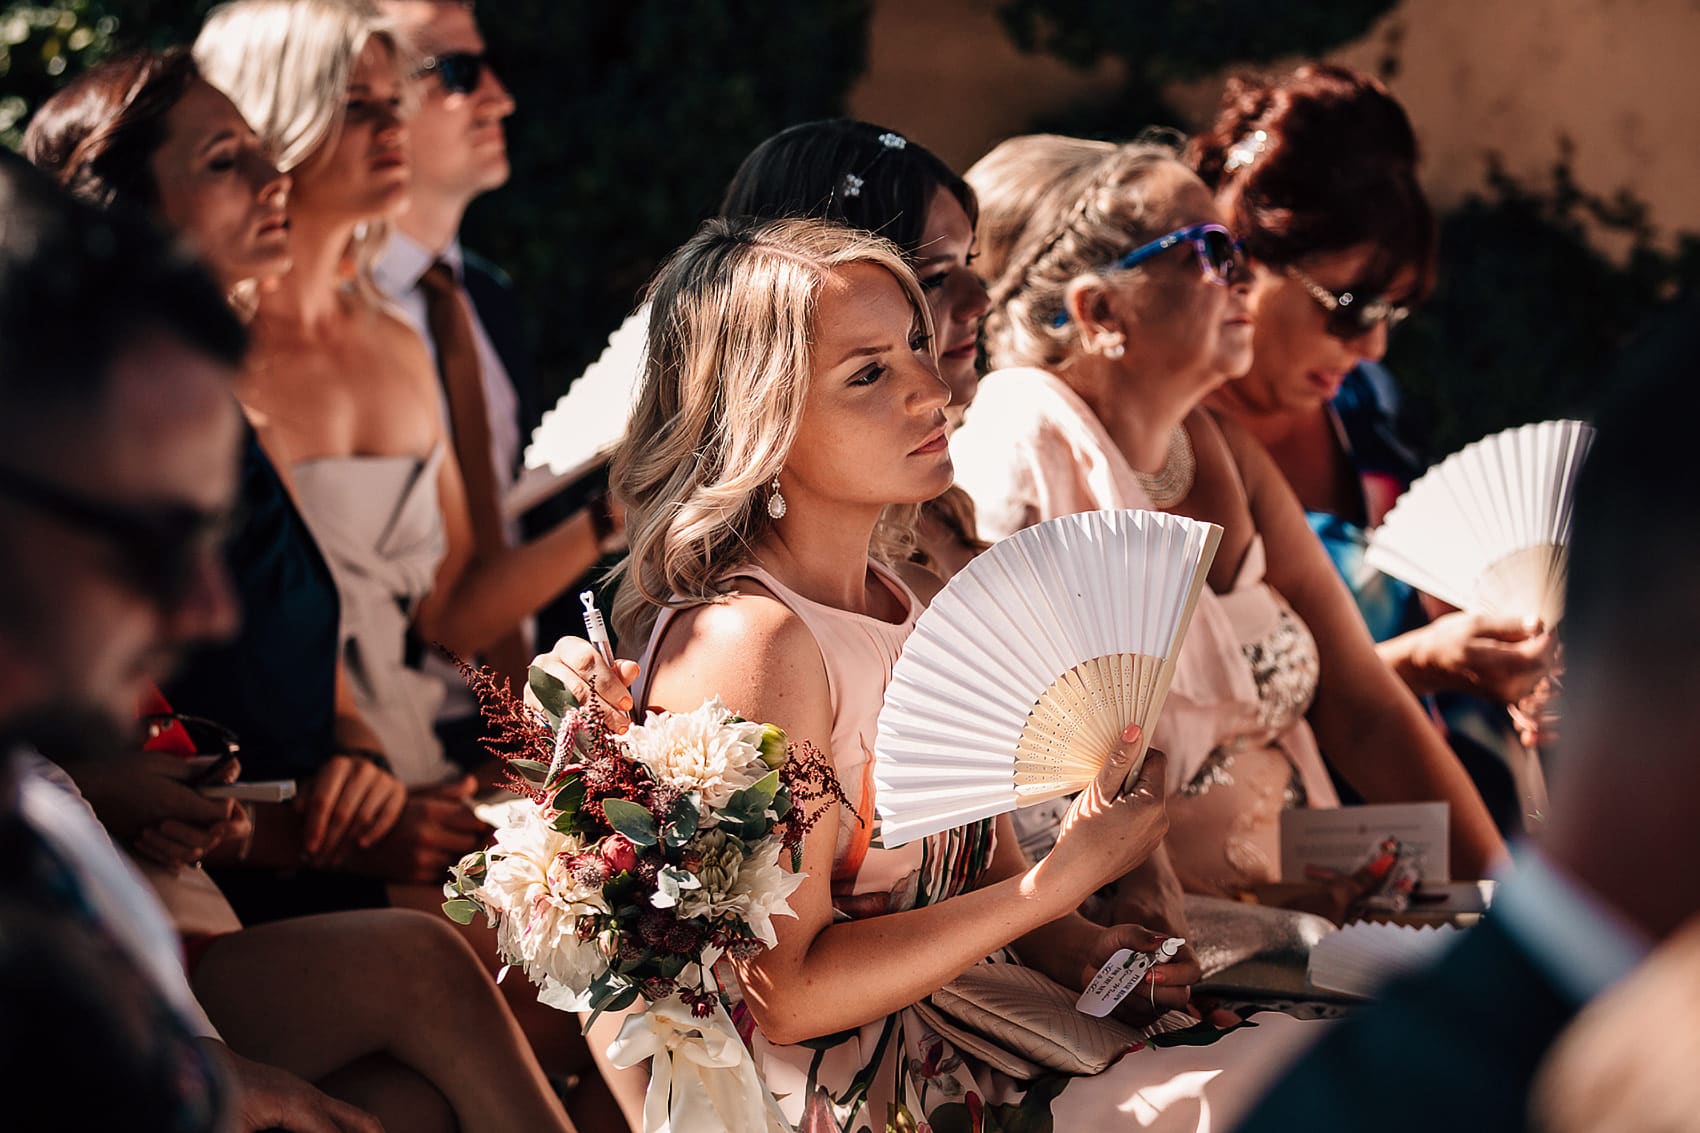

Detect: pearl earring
1104,340,1126,360
766,474,787,520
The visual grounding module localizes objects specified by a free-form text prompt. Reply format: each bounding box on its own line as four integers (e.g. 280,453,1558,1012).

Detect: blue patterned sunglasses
1052,224,1244,327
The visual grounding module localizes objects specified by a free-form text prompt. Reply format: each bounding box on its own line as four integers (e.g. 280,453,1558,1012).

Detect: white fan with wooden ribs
1365,419,1595,627
873,509,1222,848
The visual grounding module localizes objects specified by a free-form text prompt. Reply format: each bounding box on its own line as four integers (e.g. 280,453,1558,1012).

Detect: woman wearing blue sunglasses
954,134,1504,929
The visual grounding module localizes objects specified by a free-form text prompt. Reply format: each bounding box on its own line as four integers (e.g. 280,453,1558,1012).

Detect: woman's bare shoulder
648,585,832,737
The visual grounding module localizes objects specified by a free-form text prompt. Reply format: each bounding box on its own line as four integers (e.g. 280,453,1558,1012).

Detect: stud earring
766,474,787,520
1104,340,1126,360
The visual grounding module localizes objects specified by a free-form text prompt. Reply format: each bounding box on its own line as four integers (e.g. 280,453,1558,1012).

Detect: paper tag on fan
1075,939,1183,1017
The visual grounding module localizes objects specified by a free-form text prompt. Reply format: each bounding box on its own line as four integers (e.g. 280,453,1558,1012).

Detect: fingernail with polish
1121,722,1142,743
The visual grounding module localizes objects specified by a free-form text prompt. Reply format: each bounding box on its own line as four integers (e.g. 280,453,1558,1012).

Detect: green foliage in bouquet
444,660,846,1029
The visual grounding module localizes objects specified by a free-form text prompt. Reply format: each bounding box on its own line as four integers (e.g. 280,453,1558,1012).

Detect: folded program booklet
1279,802,1450,883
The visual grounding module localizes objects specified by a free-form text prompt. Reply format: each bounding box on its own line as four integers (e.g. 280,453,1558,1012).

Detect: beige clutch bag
913,961,1192,1078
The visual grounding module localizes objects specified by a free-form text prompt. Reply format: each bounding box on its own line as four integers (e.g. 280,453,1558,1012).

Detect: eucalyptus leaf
527,665,576,727
602,798,659,847
663,795,700,849
441,898,481,925
508,758,552,783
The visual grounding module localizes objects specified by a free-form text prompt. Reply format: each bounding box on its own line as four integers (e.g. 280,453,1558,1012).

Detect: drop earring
766,474,787,520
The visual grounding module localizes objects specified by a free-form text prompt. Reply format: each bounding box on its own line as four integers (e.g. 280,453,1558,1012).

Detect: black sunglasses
416,52,493,96
0,463,237,611
1286,265,1411,340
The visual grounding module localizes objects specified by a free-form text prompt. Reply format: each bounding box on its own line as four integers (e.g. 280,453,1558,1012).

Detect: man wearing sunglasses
0,156,385,1132
376,0,611,763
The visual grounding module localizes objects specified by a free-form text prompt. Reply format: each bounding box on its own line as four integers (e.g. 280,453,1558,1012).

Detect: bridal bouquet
444,661,843,1132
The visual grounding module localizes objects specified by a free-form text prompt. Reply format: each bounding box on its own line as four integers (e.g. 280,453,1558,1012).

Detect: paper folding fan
522,304,652,481
1365,419,1595,627
873,509,1223,848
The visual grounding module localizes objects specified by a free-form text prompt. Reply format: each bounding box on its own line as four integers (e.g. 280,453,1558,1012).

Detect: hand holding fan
1365,419,1595,627
873,510,1222,847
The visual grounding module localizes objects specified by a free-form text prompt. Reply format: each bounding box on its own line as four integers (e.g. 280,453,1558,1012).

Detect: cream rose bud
756,724,788,770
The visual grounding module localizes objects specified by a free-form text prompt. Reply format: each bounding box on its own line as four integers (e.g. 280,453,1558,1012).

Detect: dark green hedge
1,0,870,399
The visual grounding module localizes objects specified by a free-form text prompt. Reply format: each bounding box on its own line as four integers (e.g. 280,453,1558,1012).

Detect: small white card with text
1279,802,1450,882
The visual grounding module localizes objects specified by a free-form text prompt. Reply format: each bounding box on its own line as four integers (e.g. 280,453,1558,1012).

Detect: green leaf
527,665,576,727
508,758,552,783
441,898,481,925
581,973,641,1035
601,799,659,847
663,794,700,849
746,768,781,804
553,774,586,816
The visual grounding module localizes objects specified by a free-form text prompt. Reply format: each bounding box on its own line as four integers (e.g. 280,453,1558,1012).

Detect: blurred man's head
0,155,246,731
1544,293,1700,939
383,0,514,232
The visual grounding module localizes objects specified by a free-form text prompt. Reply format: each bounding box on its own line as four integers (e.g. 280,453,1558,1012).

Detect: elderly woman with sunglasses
952,136,1505,931
1191,65,1558,830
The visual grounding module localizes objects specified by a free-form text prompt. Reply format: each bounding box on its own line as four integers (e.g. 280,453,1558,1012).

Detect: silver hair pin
877,131,907,150
841,172,865,198
1223,129,1268,174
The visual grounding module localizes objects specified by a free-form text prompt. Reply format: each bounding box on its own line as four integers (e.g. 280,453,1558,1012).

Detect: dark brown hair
1187,63,1435,300
20,49,200,215
720,119,977,261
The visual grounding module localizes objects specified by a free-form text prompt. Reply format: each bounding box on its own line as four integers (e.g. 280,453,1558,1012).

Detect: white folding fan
873,509,1223,848
520,304,652,483
1365,419,1595,627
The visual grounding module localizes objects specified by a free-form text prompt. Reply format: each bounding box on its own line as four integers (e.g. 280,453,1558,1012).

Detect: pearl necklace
1134,425,1196,508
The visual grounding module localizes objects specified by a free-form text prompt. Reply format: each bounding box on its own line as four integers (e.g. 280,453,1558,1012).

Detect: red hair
1188,63,1435,300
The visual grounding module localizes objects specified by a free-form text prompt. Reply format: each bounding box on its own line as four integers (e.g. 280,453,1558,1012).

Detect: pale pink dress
951,367,1341,894
637,561,1325,1130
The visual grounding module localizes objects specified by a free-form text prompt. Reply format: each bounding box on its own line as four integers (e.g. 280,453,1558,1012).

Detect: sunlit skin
774,262,954,595
1062,167,1253,475
386,0,515,212
150,78,291,292
288,38,411,223
912,186,991,423
1218,243,1413,419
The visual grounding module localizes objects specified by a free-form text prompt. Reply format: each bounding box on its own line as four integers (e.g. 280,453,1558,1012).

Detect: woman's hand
1038,725,1169,905
1396,611,1556,704
531,636,641,731
1020,914,1197,1025
297,754,408,867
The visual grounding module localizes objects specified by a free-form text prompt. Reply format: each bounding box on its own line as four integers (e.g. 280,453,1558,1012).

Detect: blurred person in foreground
0,150,376,1133
1235,295,1700,1132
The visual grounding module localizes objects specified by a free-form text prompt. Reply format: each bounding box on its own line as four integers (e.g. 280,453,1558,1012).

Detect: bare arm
647,590,1168,1045
1219,416,1507,878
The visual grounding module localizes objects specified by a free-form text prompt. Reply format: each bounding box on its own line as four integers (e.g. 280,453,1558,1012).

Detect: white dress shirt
374,230,524,531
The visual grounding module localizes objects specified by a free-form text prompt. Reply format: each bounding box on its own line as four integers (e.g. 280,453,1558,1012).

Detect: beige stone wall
849,0,1700,249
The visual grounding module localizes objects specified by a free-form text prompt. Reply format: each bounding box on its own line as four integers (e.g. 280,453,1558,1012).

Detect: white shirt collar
373,228,463,298
1492,844,1651,1006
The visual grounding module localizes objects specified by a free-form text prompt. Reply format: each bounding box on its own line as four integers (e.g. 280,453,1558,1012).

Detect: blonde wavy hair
967,135,1187,373
193,0,411,299
611,216,931,645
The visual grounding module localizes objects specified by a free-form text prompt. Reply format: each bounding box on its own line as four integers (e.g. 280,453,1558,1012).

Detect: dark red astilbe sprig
449,652,556,802
559,702,657,828
779,740,851,853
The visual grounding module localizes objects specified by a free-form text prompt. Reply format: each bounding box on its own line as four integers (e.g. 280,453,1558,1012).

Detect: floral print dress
643,562,1327,1132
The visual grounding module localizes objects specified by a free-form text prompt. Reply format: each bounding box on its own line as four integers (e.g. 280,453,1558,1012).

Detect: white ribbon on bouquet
607,995,791,1133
